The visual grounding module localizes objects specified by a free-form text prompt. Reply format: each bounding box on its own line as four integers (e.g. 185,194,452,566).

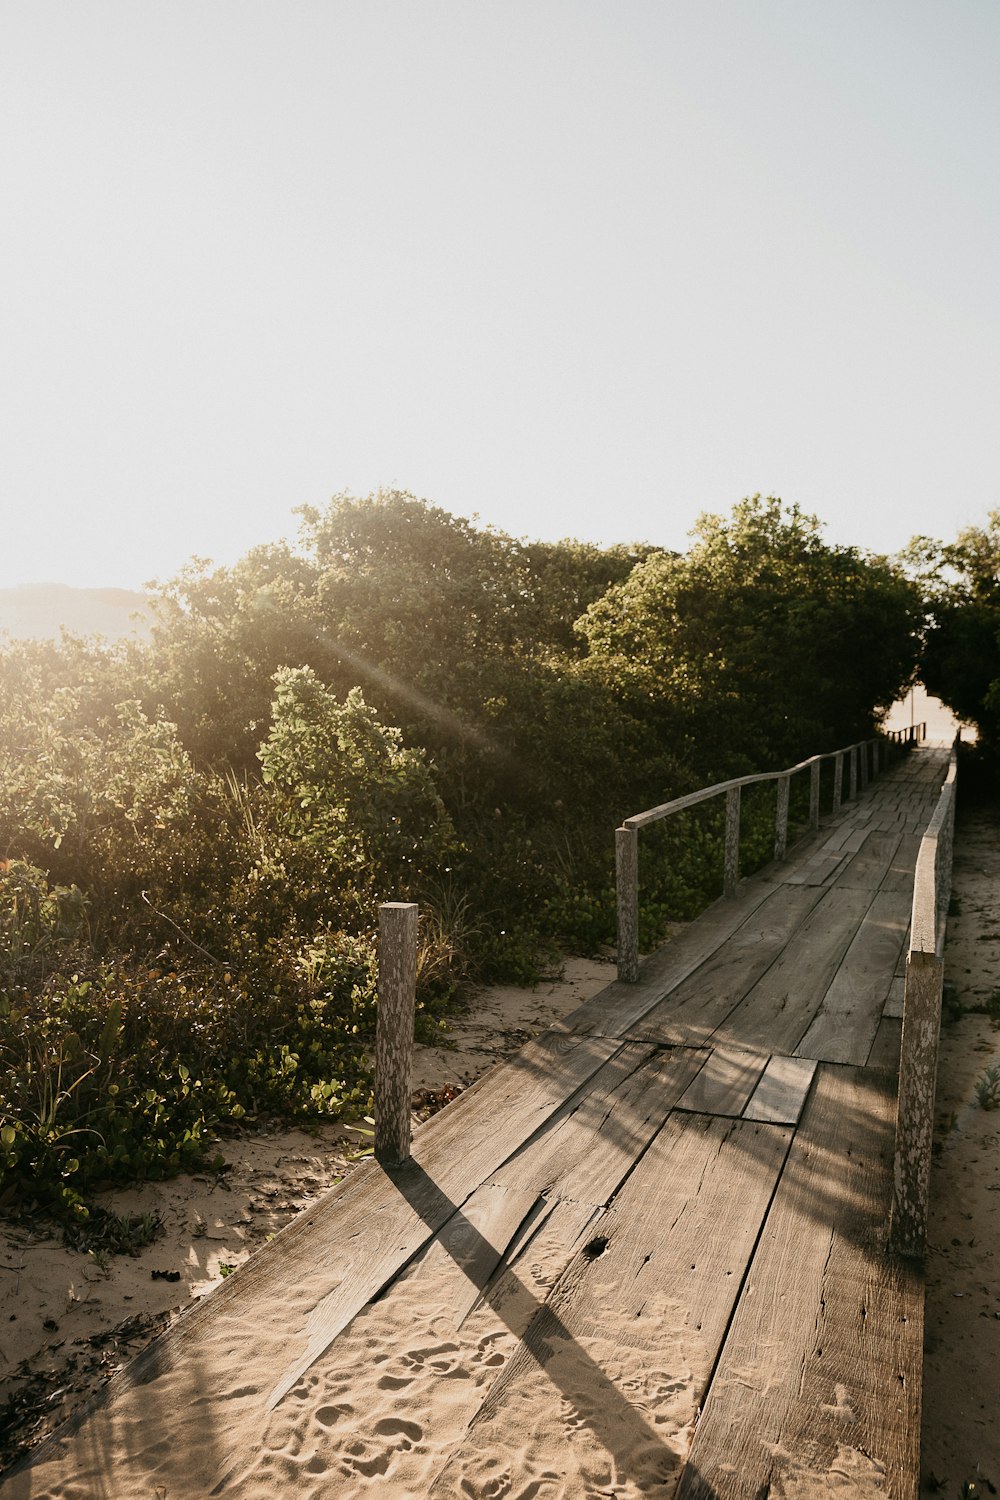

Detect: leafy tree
579,496,923,770
905,512,1000,751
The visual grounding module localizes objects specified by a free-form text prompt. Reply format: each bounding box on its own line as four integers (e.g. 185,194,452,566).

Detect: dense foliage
905,512,1000,754
1,491,923,1225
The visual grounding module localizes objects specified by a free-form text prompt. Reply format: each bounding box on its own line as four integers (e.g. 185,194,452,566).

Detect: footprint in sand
315,1402,354,1429
474,1332,507,1369
397,1340,468,1379
341,1416,425,1482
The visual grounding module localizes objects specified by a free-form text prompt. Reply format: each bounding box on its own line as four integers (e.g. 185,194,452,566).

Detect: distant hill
0,583,152,642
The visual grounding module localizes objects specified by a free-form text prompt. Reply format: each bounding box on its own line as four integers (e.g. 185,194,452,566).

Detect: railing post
849,745,858,801
774,774,790,861
859,741,869,792
890,949,944,1259
832,752,843,814
616,825,639,984
724,785,741,897
374,901,419,1166
809,760,821,830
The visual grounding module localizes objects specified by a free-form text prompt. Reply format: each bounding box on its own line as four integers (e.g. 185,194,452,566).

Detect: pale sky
2,0,998,589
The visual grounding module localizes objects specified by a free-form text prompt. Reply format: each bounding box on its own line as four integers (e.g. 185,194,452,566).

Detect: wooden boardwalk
3,747,950,1500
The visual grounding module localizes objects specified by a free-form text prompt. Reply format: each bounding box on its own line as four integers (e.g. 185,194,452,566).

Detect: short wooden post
872,739,880,777
890,949,945,1258
859,742,869,791
374,902,419,1166
849,745,858,801
616,825,639,984
832,752,843,814
809,760,821,830
724,785,741,897
774,774,790,861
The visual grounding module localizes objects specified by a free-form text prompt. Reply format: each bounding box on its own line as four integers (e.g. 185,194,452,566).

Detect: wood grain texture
795,890,910,1065
674,1045,768,1117
880,832,923,894
676,1064,923,1500
615,824,640,983
715,887,872,1055
486,1044,709,1206
868,1015,902,1071
884,974,906,1017
836,830,904,891
624,886,827,1047
890,949,944,1258
375,901,419,1165
426,1113,793,1499
562,881,778,1040
743,1054,817,1123
724,784,741,897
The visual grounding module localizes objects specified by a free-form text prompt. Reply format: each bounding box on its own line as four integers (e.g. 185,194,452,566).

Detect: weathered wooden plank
561,880,779,1039
675,1065,923,1500
5,1031,622,1499
835,829,904,890
784,849,847,886
624,886,827,1047
674,1045,768,1117
795,890,910,1064
426,1113,793,1499
884,974,905,1018
821,824,869,854
867,1015,902,1071
879,833,922,897
743,1054,817,1123
714,886,873,1055
486,1043,709,1206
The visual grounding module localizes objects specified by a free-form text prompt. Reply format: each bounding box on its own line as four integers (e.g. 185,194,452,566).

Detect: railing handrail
890,732,960,1259
623,727,923,831
909,741,958,959
614,722,926,984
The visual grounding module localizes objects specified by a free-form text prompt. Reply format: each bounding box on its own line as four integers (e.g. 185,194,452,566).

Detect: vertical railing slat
616,826,639,984
724,785,741,897
774,774,790,861
374,901,419,1167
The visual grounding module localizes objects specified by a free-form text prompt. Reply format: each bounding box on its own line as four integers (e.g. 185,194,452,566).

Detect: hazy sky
2,1,998,589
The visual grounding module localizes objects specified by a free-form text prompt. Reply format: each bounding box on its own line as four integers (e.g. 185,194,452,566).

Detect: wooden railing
889,735,959,1258
614,724,926,984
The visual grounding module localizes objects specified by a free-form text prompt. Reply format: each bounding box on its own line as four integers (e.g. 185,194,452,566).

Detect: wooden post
849,745,858,801
774,774,790,861
374,902,419,1167
809,760,821,830
872,739,880,777
890,949,945,1258
724,785,741,897
615,825,639,984
859,741,869,791
832,752,843,814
